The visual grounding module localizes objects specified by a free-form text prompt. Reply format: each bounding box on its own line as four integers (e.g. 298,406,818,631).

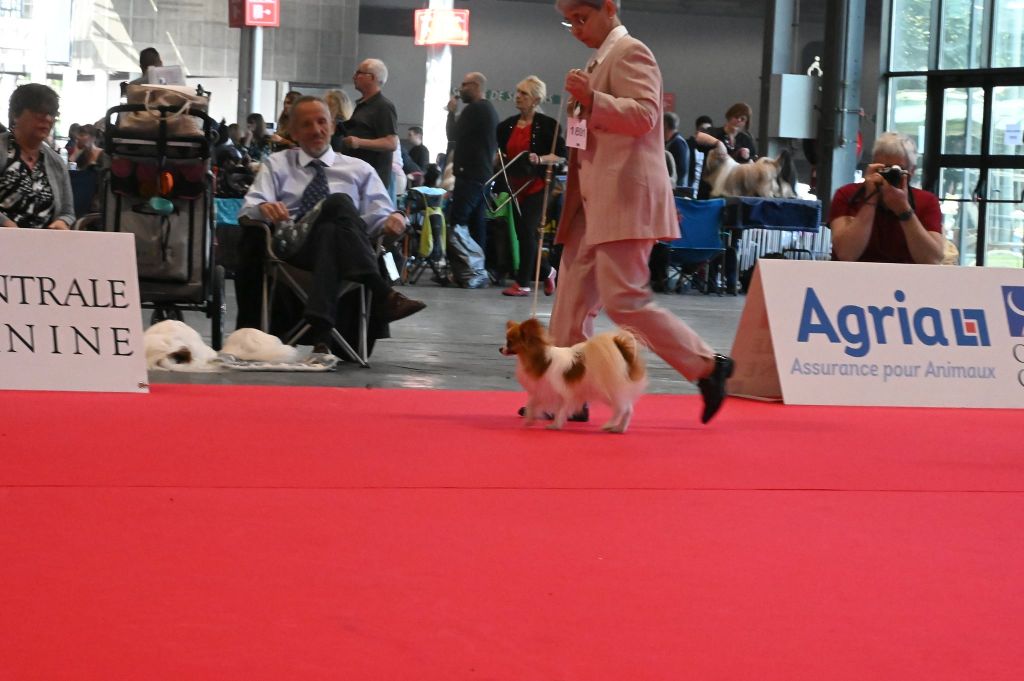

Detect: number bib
566,116,588,150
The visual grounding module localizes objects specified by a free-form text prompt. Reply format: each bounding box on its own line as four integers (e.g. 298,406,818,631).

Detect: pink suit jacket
556,34,679,247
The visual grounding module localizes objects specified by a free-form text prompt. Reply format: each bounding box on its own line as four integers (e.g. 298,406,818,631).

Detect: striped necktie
296,159,329,220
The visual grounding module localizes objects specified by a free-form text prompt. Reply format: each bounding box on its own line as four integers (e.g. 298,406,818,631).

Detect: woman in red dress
494,76,566,297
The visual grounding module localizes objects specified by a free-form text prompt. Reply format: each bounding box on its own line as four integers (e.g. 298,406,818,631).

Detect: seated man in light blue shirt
239,96,425,351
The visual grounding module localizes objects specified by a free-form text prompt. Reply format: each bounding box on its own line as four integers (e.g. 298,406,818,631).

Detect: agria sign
1003,286,1024,338
731,259,1024,407
797,288,991,358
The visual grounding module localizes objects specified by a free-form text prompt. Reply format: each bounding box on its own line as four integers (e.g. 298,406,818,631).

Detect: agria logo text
797,288,990,358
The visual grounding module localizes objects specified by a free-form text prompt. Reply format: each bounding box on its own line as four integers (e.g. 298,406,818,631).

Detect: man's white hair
873,131,917,169
362,58,388,86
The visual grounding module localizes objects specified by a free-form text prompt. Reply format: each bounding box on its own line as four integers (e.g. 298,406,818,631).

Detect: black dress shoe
568,403,589,422
380,290,426,323
516,403,589,422
697,354,735,424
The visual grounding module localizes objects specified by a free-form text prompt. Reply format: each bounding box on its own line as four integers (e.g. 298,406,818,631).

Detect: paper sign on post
0,229,148,393
1004,123,1022,147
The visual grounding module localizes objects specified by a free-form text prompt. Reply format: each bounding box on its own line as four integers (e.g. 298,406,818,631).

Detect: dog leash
530,91,569,320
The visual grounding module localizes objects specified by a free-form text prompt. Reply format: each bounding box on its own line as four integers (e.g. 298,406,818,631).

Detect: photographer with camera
829,132,944,264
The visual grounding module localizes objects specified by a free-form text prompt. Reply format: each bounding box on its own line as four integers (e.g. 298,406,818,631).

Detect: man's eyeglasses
354,70,373,77
561,14,588,29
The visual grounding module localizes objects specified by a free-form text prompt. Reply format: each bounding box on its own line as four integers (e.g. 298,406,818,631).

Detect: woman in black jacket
495,75,566,297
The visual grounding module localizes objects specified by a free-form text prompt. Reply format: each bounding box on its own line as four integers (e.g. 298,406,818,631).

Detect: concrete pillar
816,0,865,215
237,27,263,127
757,0,796,159
422,0,454,163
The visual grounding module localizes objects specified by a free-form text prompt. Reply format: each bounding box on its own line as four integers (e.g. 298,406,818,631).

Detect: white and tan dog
144,320,301,371
703,142,798,199
500,318,647,433
144,320,220,371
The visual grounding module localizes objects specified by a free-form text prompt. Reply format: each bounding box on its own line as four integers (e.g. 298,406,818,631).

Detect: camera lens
881,166,904,186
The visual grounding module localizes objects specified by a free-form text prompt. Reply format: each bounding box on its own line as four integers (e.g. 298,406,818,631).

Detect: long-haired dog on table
500,318,647,433
703,142,798,199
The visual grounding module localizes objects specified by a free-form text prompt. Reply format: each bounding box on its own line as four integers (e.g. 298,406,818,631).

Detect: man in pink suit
552,0,734,423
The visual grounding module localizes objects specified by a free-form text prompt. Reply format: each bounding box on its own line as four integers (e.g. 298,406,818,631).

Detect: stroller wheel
209,265,226,350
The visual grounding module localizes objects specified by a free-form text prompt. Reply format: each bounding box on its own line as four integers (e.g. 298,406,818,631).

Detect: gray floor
150,279,747,394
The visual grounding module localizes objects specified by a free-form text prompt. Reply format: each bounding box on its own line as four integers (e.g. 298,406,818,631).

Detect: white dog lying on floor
144,320,300,371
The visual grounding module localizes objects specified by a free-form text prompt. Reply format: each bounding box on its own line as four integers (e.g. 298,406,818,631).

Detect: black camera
880,165,907,187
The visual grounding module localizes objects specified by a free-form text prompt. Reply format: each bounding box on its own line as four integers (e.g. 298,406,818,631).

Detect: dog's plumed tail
611,330,646,382
577,330,648,406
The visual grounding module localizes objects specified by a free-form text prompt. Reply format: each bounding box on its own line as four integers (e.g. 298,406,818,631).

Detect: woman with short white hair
495,75,566,297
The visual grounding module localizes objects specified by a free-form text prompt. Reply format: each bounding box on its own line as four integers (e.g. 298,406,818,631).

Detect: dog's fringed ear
521,317,544,335
167,347,193,364
776,148,799,195
506,320,517,331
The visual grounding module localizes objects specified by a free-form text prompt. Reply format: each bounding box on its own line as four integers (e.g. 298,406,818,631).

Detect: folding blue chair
666,197,727,294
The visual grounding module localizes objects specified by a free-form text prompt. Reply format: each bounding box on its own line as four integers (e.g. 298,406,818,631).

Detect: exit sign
414,8,470,46
229,0,280,28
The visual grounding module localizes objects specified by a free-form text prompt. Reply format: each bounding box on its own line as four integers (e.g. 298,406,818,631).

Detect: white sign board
730,259,1024,408
1004,122,1022,147
0,229,148,393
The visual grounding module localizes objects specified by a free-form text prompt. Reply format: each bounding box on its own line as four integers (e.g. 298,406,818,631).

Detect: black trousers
286,193,389,327
512,190,552,287
449,177,488,251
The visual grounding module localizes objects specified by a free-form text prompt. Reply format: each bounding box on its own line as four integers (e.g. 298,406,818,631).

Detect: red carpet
1,385,1022,679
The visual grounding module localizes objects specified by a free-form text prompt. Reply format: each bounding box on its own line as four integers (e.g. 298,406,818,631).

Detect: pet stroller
93,90,226,348
403,185,449,285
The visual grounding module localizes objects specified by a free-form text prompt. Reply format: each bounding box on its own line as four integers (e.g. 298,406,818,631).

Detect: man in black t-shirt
343,58,399,189
406,126,430,172
445,71,498,251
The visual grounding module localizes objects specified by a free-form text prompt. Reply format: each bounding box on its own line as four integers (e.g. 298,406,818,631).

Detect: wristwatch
895,209,914,222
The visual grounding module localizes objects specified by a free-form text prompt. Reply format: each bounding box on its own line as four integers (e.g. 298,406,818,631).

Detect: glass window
939,0,985,69
0,0,28,18
890,0,933,71
887,77,928,177
939,167,980,265
941,87,985,154
985,167,1024,268
992,0,1024,68
990,85,1024,155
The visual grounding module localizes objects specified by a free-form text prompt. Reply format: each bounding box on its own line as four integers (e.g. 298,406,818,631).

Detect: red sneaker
502,283,531,297
543,268,557,296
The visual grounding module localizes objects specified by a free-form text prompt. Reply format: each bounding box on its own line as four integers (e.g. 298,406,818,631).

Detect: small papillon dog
500,318,647,433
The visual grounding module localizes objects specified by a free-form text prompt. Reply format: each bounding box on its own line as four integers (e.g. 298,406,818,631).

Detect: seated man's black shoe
380,290,426,323
697,354,735,424
517,403,589,422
